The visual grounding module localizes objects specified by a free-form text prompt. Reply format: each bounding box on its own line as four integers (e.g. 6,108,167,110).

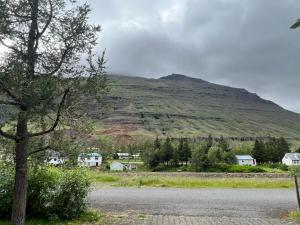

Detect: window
95,156,99,160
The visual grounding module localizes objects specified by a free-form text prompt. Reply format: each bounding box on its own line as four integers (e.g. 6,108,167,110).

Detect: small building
48,156,65,166
110,161,124,171
117,153,130,160
282,153,300,166
47,151,66,166
235,155,256,166
132,154,141,160
78,152,102,167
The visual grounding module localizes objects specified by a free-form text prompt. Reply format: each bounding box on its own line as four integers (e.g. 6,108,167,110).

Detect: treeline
252,137,290,163
142,135,291,171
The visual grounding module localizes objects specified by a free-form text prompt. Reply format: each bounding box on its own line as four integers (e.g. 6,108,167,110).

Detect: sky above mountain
86,0,300,113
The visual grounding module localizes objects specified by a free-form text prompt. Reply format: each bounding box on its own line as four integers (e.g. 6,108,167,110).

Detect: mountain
89,74,300,141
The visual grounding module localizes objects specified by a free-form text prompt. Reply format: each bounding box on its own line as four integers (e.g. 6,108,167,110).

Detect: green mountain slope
93,74,300,140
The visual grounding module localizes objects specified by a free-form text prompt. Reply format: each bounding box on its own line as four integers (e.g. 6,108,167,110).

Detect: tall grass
89,171,293,189
115,176,292,189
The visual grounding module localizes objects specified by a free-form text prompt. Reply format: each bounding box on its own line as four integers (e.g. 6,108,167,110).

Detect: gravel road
88,188,299,225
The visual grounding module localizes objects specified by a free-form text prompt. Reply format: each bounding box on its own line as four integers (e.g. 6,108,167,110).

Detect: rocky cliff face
90,74,300,139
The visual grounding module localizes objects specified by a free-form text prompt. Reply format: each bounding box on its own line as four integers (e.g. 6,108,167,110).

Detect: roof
284,153,300,160
79,152,101,157
235,155,254,160
117,153,130,156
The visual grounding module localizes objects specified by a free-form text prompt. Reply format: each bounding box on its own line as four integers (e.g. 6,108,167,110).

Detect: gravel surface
88,188,299,224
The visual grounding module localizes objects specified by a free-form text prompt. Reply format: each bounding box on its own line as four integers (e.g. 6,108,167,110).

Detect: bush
0,165,91,220
0,162,14,219
263,163,288,171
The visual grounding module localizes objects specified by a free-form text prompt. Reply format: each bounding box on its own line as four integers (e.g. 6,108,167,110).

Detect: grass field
90,172,293,189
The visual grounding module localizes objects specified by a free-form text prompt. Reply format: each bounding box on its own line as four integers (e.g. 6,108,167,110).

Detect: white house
282,153,300,166
117,153,130,160
235,155,256,166
78,152,102,167
110,161,124,171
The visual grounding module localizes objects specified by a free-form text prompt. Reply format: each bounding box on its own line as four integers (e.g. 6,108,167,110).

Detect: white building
235,155,256,166
282,153,300,166
110,161,124,171
117,153,130,160
47,151,65,166
78,152,102,167
48,156,65,166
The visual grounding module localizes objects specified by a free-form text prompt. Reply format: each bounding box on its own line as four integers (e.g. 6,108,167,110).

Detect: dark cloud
87,0,300,112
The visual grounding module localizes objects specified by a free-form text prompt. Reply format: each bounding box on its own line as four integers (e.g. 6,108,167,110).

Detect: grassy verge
288,211,300,220
0,211,106,225
90,172,293,189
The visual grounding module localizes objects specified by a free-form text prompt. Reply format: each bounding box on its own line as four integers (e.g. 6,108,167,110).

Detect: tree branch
0,39,24,55
37,0,53,38
0,80,25,108
0,100,22,106
28,145,51,156
29,88,70,137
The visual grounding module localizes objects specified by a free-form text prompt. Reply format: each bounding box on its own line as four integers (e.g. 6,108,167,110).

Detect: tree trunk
11,113,28,225
295,175,300,210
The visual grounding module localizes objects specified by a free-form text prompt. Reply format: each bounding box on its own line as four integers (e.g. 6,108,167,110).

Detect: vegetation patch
114,176,292,189
90,172,293,189
0,211,106,225
288,211,300,220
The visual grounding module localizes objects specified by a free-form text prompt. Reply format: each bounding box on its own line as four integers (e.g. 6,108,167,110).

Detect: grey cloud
87,0,300,112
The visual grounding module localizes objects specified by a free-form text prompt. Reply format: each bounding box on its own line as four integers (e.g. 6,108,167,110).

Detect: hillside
89,74,300,141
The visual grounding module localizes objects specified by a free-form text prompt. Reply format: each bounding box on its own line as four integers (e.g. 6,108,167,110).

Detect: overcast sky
87,0,300,112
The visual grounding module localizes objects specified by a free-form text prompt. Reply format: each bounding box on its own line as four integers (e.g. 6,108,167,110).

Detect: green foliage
218,136,229,152
0,166,91,220
161,137,174,164
0,162,14,218
251,140,265,163
207,146,224,164
252,137,290,163
223,151,236,164
289,166,300,177
191,145,209,171
263,163,288,171
154,136,161,149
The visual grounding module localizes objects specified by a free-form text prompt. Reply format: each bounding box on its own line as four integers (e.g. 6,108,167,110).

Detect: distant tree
154,136,161,149
182,139,192,166
295,147,300,153
144,149,161,168
218,136,229,152
161,137,173,165
191,144,209,170
207,134,213,150
276,137,290,161
170,146,180,167
207,146,223,164
224,151,236,164
264,137,290,163
177,137,185,165
252,140,265,163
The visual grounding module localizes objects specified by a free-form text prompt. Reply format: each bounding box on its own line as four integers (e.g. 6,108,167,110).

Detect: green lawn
90,172,293,189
